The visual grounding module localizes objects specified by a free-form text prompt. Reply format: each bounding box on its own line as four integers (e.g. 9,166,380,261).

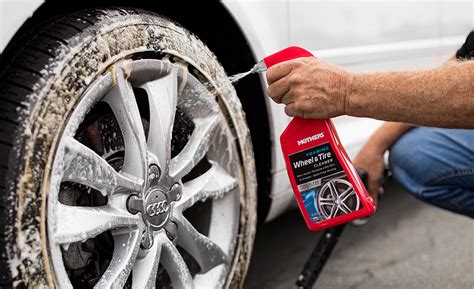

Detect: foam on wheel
0,8,256,288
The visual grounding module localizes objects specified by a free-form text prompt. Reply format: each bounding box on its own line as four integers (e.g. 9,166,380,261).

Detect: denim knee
417,186,474,218
389,127,474,217
389,128,433,196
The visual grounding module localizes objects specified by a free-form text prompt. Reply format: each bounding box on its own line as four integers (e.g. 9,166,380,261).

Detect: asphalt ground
244,179,474,289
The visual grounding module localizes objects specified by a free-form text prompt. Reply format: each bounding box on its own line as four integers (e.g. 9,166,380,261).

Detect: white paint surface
0,0,43,52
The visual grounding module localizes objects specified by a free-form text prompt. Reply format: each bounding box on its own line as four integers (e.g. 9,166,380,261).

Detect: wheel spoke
341,202,352,213
161,237,194,289
329,205,338,218
176,162,238,211
339,187,352,199
318,201,335,207
94,229,141,289
141,71,178,171
173,215,227,273
339,205,349,214
104,67,147,180
329,181,339,199
62,136,142,196
132,233,165,289
318,196,335,202
54,203,141,245
341,188,355,201
169,115,220,181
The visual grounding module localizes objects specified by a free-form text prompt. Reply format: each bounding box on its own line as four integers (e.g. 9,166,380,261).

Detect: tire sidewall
5,9,257,288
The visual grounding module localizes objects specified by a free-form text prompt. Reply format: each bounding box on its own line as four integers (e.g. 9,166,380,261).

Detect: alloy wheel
317,179,360,219
47,58,241,288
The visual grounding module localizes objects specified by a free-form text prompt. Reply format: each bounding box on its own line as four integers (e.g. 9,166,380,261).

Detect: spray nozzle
252,60,267,73
230,46,313,84
253,46,314,73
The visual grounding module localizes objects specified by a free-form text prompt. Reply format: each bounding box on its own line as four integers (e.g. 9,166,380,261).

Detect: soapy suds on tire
4,9,258,288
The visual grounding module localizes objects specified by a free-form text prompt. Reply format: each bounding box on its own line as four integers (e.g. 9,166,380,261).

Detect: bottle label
289,142,362,223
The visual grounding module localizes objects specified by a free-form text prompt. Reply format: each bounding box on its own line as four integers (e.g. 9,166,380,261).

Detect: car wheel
0,8,257,289
317,179,360,219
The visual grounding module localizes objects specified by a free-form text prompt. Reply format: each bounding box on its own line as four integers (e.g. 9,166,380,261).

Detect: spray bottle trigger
263,46,314,69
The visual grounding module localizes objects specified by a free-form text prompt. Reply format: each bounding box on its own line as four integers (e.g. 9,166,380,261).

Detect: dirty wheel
0,8,256,289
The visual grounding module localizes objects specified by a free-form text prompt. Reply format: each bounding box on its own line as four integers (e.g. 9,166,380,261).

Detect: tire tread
0,9,105,288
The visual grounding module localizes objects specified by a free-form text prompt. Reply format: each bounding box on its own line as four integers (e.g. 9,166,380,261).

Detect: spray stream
229,60,267,84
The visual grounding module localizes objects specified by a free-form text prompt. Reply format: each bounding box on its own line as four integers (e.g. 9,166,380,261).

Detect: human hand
353,143,385,203
266,57,353,119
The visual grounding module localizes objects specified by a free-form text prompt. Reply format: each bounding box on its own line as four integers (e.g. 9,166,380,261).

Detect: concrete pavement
244,180,473,289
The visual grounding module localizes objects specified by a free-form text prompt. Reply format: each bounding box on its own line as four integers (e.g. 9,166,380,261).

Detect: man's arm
349,61,474,128
267,58,474,128
353,122,413,201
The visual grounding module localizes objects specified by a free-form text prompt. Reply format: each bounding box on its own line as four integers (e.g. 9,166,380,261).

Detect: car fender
0,0,43,53
222,0,296,221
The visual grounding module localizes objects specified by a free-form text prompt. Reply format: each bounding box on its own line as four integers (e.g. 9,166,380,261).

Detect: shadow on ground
244,180,473,289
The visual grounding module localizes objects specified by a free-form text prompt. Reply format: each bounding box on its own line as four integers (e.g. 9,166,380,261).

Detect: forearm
361,122,413,153
348,61,474,128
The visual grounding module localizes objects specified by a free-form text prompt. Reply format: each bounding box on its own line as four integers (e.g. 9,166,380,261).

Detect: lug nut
148,165,161,187
169,183,182,202
141,227,154,249
127,195,143,215
165,221,178,241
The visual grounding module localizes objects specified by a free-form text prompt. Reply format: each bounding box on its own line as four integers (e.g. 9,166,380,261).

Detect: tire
0,8,257,289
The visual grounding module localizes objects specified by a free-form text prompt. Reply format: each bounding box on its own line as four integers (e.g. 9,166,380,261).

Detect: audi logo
146,200,170,217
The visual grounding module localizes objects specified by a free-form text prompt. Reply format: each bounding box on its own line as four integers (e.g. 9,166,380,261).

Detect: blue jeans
389,127,474,218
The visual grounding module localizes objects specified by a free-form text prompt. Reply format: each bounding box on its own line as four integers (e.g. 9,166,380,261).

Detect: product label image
289,142,362,223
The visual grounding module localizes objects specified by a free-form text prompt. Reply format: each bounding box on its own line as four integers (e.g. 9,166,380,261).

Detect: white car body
1,0,472,222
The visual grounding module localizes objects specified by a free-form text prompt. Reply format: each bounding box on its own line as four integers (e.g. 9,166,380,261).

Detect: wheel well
16,0,273,223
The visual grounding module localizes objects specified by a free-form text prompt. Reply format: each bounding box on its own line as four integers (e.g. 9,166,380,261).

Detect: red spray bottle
257,47,376,231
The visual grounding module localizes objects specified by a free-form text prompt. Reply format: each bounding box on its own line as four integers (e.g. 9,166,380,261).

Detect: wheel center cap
144,188,170,228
